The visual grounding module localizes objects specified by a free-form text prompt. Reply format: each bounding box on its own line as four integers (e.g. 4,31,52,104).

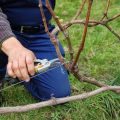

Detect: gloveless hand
1,37,36,82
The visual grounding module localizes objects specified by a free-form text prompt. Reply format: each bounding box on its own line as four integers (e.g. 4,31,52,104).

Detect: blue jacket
0,0,56,25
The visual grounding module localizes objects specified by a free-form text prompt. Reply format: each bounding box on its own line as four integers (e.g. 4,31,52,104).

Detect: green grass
1,0,120,120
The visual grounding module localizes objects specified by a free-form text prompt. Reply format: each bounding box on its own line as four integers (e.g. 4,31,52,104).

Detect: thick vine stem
0,86,120,114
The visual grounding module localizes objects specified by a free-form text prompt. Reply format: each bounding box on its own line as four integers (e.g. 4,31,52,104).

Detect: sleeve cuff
0,34,16,50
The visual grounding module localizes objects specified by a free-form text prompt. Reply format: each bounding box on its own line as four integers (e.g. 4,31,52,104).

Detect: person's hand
1,37,36,82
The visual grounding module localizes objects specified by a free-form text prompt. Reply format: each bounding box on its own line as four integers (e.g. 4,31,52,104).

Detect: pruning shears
0,58,61,92
34,58,60,73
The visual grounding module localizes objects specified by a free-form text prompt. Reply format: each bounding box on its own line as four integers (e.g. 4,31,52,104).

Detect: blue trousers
0,30,71,101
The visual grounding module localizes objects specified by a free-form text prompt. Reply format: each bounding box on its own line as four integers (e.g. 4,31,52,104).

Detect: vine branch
0,86,120,114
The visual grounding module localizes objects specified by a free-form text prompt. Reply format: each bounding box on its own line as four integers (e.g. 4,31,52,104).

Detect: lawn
0,0,120,120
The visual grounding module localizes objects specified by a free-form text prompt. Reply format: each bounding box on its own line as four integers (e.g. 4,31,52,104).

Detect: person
0,0,71,101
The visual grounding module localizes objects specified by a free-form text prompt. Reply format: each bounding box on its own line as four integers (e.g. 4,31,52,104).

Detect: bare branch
46,0,74,61
101,0,111,20
52,13,120,32
72,0,87,21
105,24,120,40
52,13,120,41
71,0,93,70
72,71,120,94
0,86,120,114
39,0,64,63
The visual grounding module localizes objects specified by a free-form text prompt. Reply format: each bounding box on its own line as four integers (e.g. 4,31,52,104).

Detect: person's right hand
1,37,36,82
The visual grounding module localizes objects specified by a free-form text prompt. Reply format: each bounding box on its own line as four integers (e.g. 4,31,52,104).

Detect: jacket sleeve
0,8,15,46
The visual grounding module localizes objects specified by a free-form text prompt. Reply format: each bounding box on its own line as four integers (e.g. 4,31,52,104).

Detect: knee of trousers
24,65,71,101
